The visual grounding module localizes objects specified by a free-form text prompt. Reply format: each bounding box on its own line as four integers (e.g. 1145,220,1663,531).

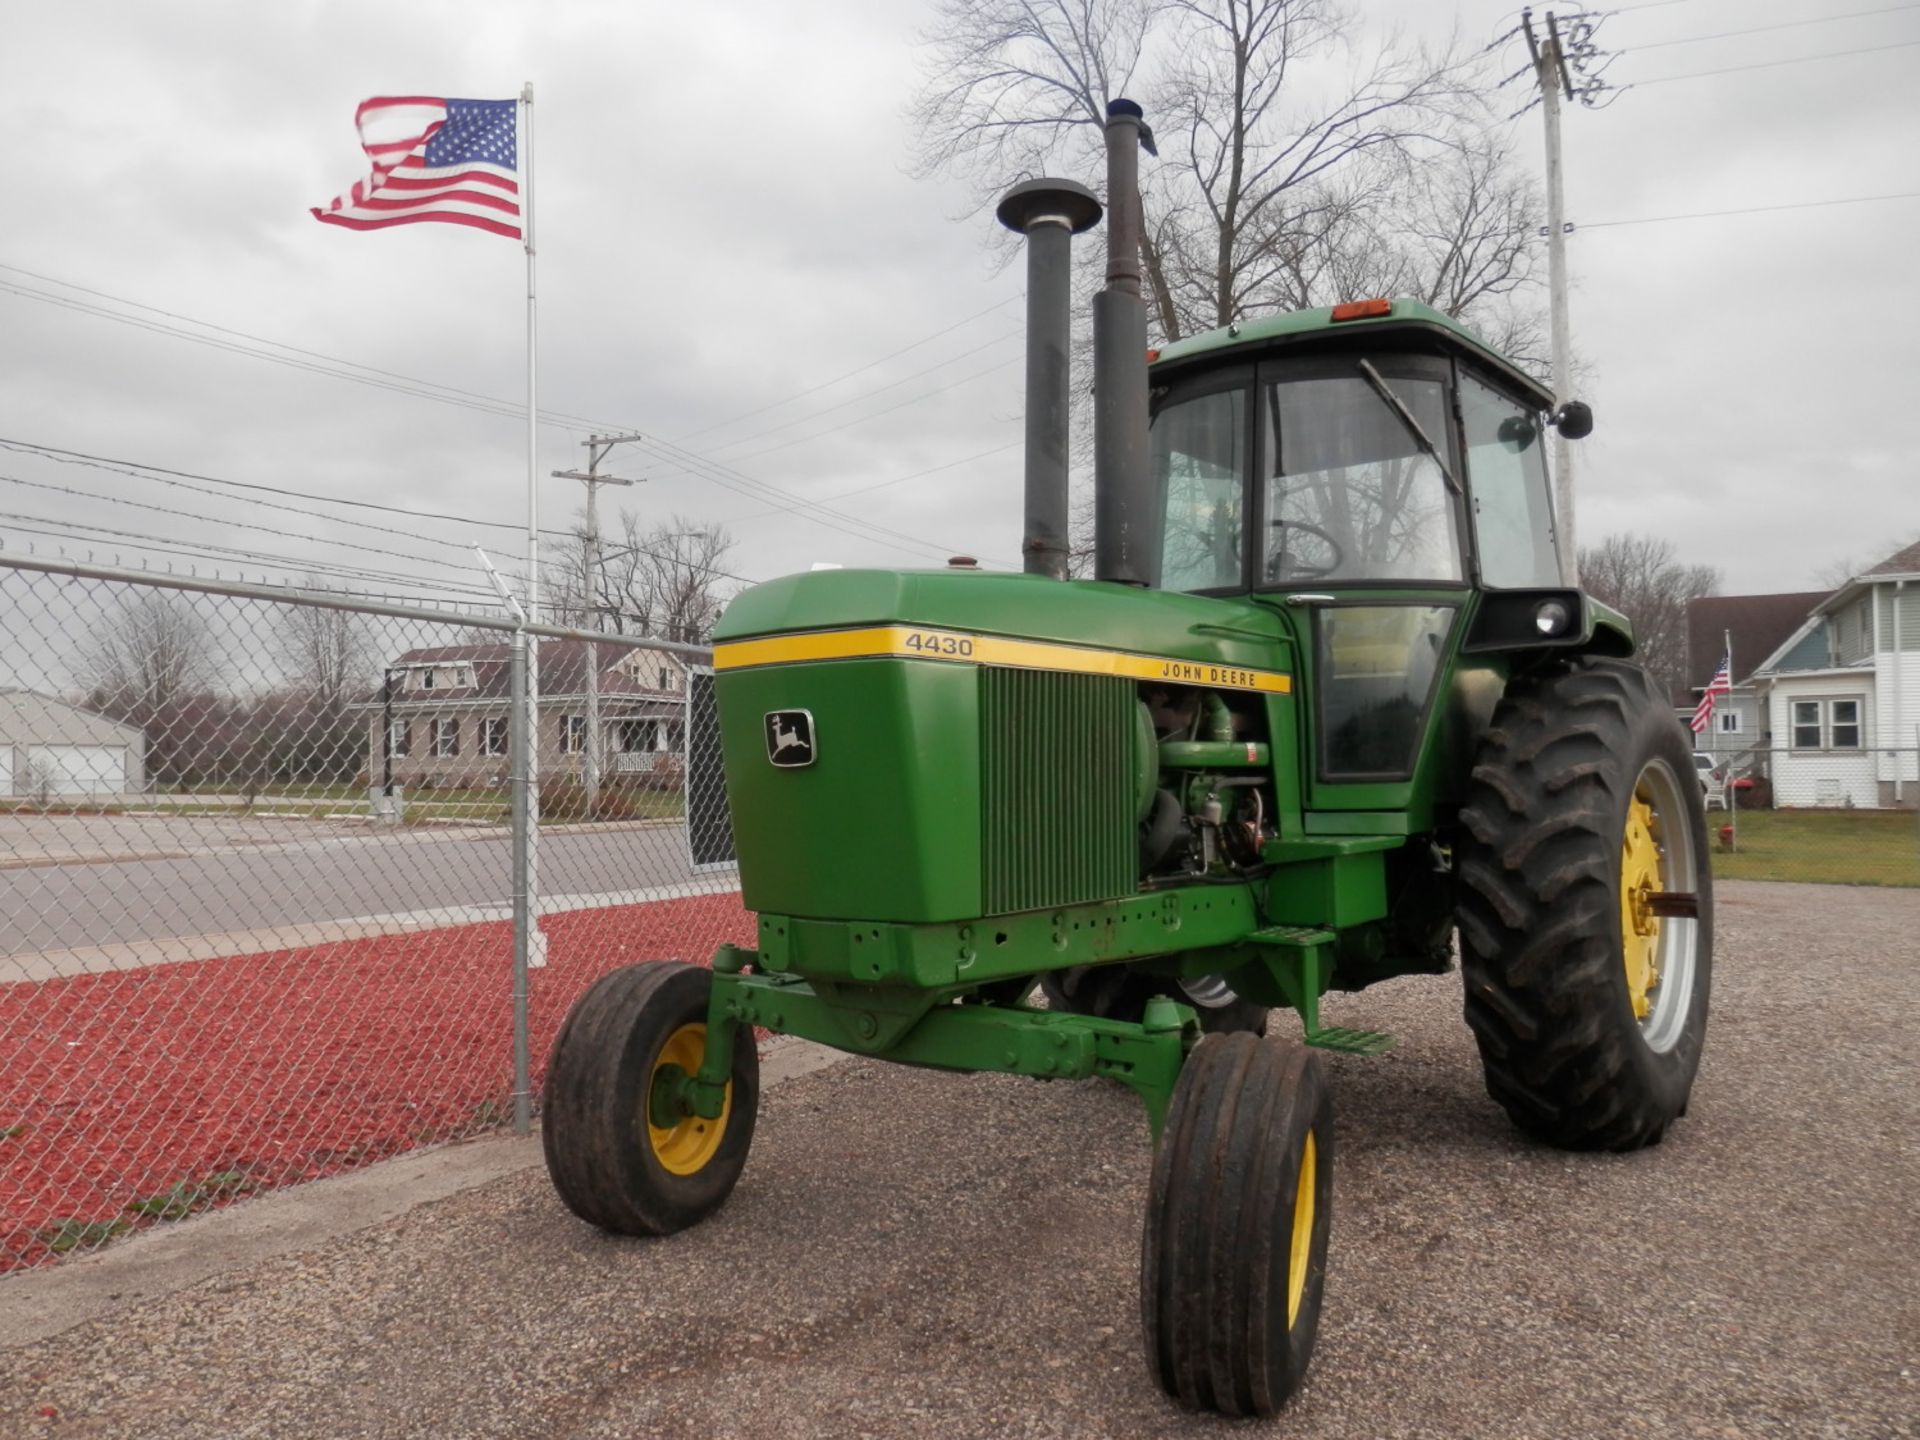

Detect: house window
482,717,509,756
659,668,670,690
432,718,459,757
560,716,587,754
1717,709,1741,735
1830,699,1861,749
617,719,657,753
389,720,411,757
1790,697,1866,750
421,669,435,690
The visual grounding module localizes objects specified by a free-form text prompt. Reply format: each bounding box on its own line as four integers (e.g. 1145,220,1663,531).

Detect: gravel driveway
2,879,1915,1438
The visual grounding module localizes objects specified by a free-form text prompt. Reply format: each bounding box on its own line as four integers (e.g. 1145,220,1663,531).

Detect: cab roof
1149,297,1554,410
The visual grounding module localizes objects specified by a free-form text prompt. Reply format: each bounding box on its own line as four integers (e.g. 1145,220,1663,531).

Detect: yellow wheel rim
1619,791,1664,1020
646,1023,731,1177
1287,1129,1317,1329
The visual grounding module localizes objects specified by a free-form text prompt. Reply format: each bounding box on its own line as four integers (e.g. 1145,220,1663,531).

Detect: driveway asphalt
1,879,1915,1438
0,814,710,972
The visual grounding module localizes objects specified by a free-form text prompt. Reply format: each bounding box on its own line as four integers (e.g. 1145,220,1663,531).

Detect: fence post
509,625,533,1136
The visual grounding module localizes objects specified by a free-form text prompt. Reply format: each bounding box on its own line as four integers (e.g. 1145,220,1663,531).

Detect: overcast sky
1,0,1915,611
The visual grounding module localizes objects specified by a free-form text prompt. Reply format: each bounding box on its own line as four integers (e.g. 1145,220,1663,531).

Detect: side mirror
1552,400,1594,440
1496,415,1538,450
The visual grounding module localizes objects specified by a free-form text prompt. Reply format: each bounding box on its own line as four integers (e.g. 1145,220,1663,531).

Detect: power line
1,277,980,565
1634,37,1920,85
618,432,1017,566
706,329,1019,454
0,512,502,598
0,281,539,428
1578,190,1920,229
727,437,1023,527
0,260,547,416
723,356,1021,466
1629,4,1920,51
0,437,546,536
0,471,487,576
0,261,1017,561
0,438,762,587
0,444,484,555
671,295,1022,443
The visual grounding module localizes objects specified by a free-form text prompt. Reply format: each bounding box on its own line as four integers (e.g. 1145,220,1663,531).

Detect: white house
0,690,148,799
1682,589,1828,771
1748,540,1920,809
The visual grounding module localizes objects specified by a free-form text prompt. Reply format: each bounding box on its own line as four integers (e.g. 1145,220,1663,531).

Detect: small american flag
1690,651,1731,734
312,96,521,239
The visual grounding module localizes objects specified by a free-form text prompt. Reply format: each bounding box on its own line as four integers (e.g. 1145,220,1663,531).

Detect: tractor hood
714,567,1292,672
709,569,1298,926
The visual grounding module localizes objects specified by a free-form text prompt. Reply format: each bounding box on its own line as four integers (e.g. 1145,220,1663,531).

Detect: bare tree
265,580,376,785
1577,533,1721,703
545,514,739,644
914,0,1539,345
78,591,219,719
76,591,224,787
276,578,373,708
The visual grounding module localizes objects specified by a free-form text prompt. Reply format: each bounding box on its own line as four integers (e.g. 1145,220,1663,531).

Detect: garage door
24,745,126,797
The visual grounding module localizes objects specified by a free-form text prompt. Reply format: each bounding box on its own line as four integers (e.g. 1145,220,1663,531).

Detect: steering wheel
1266,520,1345,582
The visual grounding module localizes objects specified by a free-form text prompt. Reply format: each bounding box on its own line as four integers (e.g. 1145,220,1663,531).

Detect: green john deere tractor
541,99,1710,1417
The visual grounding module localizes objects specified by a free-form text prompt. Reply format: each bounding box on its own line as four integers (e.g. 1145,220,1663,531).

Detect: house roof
0,689,145,745
375,640,684,705
1684,592,1829,691
1864,537,1920,578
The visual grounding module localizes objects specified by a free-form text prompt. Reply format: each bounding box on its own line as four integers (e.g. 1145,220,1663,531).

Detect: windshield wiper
1356,359,1461,496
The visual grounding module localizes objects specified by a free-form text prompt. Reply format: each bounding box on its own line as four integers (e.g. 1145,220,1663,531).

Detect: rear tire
542,961,758,1236
1454,658,1711,1151
1142,1034,1333,1416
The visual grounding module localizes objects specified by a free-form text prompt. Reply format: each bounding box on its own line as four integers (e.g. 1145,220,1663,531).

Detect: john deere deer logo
764,710,816,768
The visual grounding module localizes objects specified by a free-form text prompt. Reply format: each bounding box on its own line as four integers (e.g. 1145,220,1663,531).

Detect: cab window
1460,373,1558,588
1153,386,1246,591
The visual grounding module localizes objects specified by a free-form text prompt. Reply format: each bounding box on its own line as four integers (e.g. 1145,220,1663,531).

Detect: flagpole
522,80,544,970
1724,626,1736,849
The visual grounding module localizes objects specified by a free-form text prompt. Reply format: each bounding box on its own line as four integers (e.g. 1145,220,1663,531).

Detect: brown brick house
360,639,689,791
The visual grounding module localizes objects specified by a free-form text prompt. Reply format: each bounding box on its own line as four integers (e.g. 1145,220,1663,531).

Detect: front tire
1142,1035,1333,1416
1455,658,1712,1151
542,961,758,1236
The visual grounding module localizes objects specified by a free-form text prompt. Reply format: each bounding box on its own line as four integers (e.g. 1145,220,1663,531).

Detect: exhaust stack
1092,98,1158,588
996,178,1102,581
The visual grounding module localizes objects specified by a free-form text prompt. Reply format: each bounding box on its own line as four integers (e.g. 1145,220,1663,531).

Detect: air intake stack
1092,98,1159,588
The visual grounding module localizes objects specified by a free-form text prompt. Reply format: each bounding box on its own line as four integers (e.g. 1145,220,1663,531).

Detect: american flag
312,96,521,239
1690,651,1731,734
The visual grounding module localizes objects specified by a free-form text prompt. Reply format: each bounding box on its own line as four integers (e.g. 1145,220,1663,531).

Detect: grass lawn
1709,807,1920,888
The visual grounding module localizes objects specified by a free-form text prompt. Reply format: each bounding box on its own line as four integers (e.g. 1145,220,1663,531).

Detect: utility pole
1525,8,1578,584
553,433,644,816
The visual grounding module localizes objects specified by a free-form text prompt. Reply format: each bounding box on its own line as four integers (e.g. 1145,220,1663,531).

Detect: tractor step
1247,927,1392,1056
1302,1026,1395,1057
1247,925,1336,949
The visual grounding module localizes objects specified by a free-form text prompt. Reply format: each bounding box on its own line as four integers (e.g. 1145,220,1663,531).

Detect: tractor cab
1145,299,1611,802
1147,298,1562,597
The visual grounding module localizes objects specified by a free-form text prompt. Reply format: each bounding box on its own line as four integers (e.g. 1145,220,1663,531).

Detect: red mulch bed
0,893,754,1271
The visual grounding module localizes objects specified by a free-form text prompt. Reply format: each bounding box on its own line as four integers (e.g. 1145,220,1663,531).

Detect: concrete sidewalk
2,882,1916,1439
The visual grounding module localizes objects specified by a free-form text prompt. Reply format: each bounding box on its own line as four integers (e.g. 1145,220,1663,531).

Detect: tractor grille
979,667,1136,915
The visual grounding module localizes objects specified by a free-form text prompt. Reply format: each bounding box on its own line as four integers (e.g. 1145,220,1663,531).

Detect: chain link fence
0,554,747,1270
6,546,1914,1272
1693,744,1920,888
